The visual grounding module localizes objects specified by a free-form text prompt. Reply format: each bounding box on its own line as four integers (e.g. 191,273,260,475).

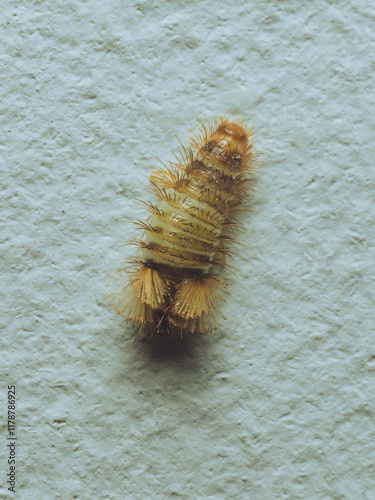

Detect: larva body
110,117,257,338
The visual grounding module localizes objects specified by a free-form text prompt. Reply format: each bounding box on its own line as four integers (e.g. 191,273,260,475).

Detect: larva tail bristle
109,265,170,332
167,315,212,338
130,266,171,310
168,274,228,334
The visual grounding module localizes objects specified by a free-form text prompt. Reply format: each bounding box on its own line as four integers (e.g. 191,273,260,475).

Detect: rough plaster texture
1,1,374,499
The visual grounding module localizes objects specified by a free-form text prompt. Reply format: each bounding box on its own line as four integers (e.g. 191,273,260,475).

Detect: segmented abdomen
110,117,257,338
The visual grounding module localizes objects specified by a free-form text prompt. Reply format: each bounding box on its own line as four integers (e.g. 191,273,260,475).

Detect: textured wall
1,1,374,499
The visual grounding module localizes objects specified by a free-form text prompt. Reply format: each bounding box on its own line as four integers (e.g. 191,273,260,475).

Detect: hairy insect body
110,118,257,338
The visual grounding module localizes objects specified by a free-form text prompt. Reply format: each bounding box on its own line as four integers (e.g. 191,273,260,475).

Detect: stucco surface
1,1,374,499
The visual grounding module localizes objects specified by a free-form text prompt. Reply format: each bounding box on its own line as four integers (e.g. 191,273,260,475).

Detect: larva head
192,118,253,174
215,120,249,146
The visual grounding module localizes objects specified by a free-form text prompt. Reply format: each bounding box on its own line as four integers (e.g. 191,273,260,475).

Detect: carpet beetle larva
109,117,258,339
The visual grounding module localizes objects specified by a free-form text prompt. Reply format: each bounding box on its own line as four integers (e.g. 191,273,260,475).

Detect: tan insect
109,117,258,339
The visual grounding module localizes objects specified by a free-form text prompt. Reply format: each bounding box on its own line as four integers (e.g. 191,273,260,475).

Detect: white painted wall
1,1,374,498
